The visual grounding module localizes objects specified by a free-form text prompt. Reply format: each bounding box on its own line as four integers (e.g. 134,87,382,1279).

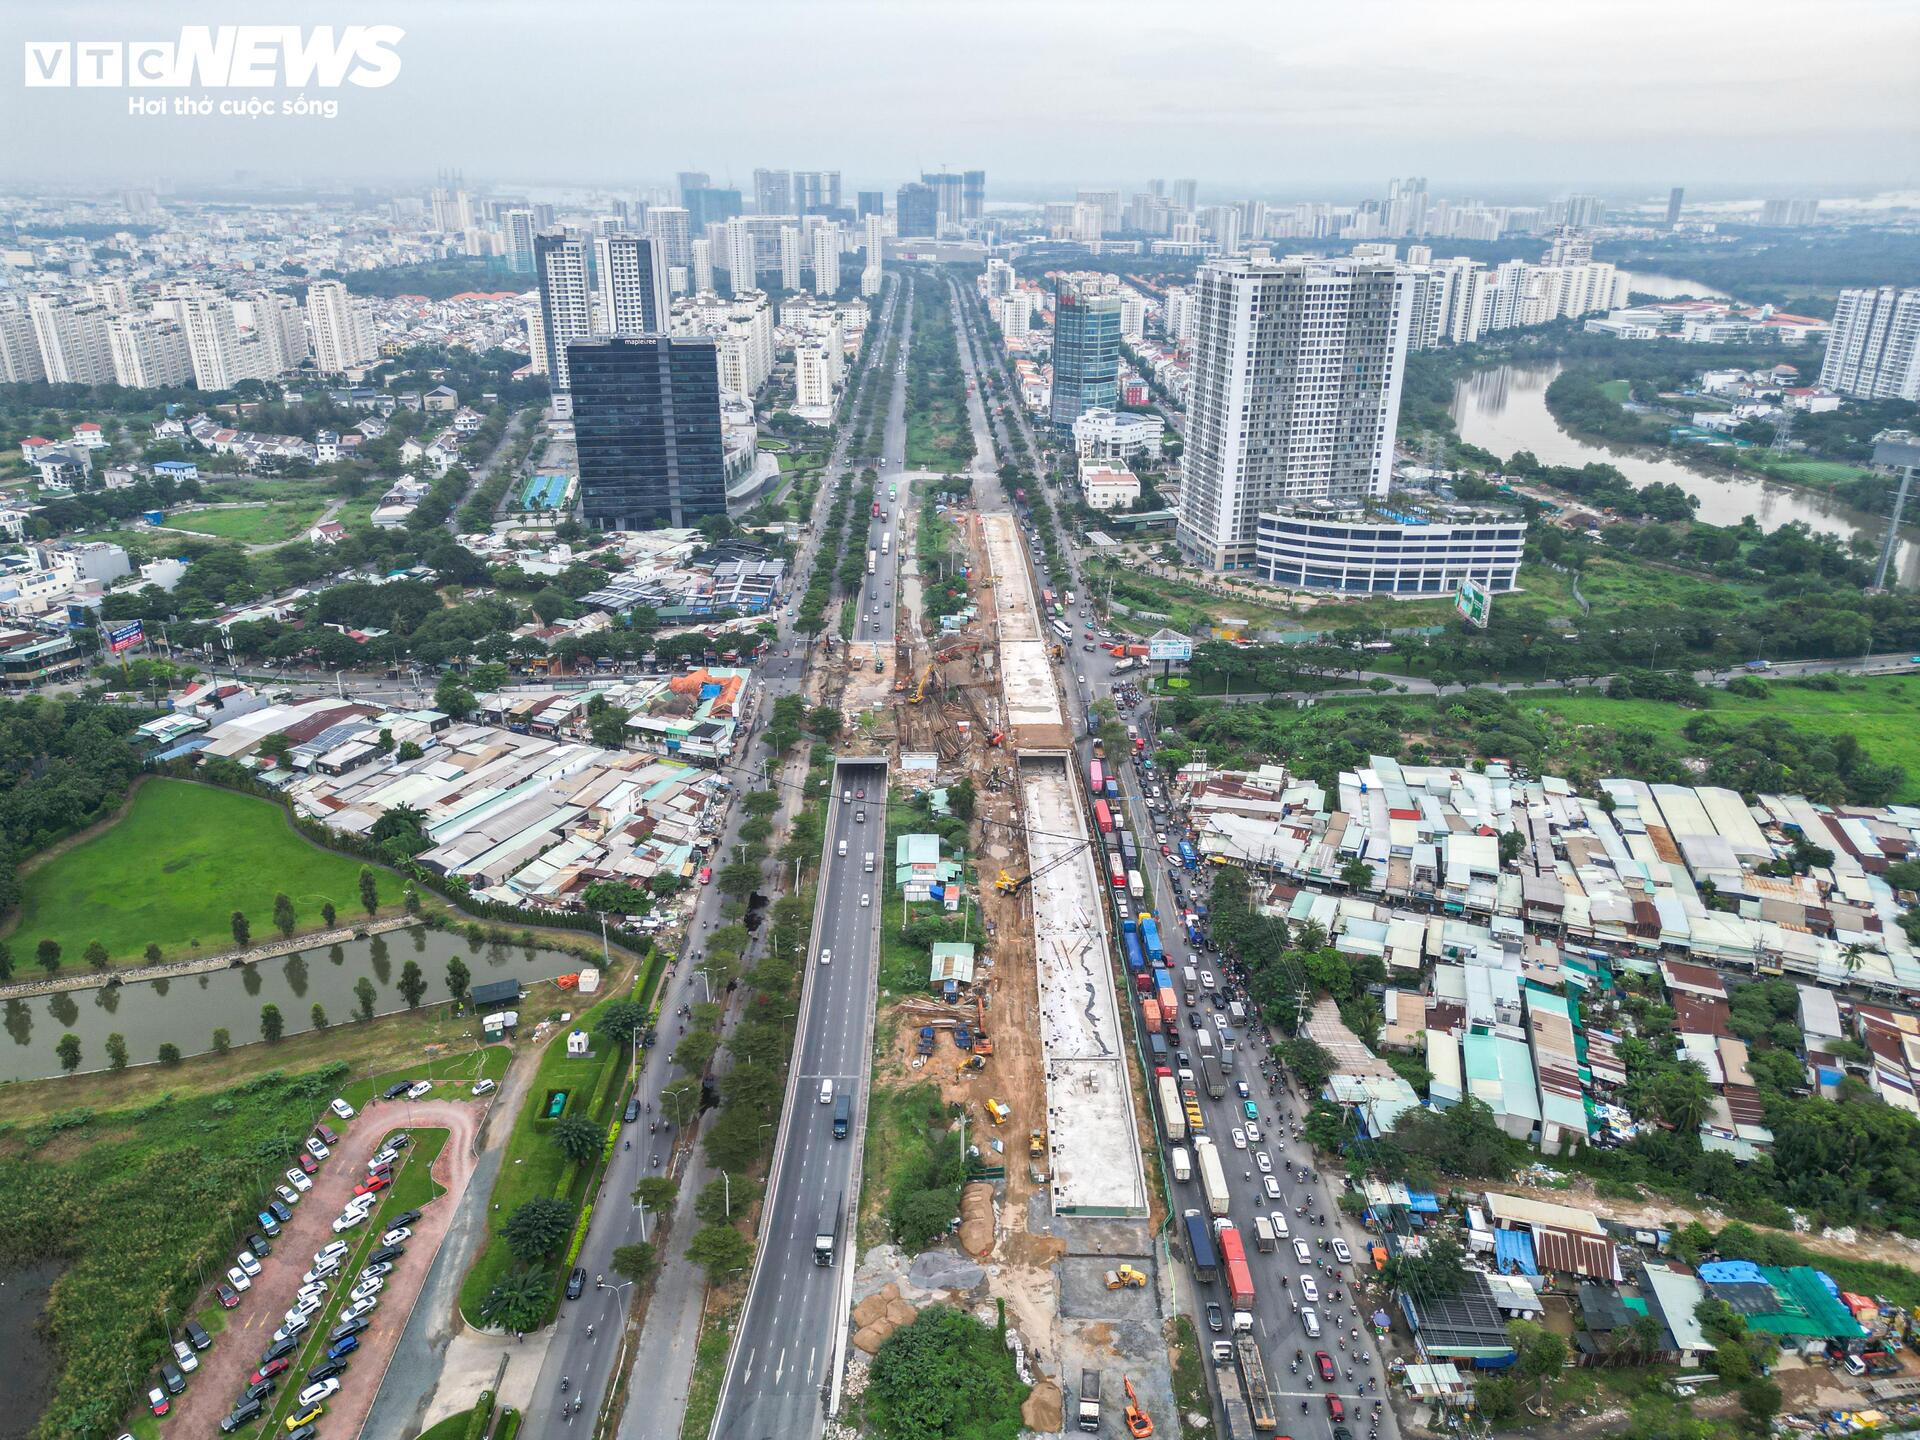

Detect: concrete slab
1020,755,1148,1218
1058,1257,1159,1323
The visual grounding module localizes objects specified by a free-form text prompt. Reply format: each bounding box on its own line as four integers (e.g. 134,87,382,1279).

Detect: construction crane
994,836,1094,895
1122,1376,1153,1438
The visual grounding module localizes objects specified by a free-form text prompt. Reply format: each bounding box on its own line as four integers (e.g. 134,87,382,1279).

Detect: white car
1255,1151,1272,1174
171,1340,199,1373
296,1283,330,1305
332,1210,368,1233
314,1241,349,1265
345,1193,378,1216
225,1265,252,1292
350,1278,385,1303
297,1379,341,1408
1246,1122,1262,1144
303,1262,339,1285
1331,1238,1352,1264
285,1167,313,1193
819,948,831,966
1230,1127,1247,1150
1155,832,1168,846
1199,971,1216,990
305,1137,330,1160
330,1098,356,1120
406,1080,433,1100
236,1250,261,1277
1293,1240,1313,1265
288,1292,324,1318
381,1226,412,1246
276,1184,301,1208
860,893,870,907
271,1315,308,1345
1300,1277,1320,1302
369,1148,398,1170
345,1295,378,1320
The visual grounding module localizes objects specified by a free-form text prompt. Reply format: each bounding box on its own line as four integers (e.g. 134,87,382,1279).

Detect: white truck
1156,1075,1186,1142
1195,1136,1230,1218
1169,1144,1191,1183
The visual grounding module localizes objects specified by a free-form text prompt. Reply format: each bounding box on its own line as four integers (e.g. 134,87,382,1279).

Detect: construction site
831,457,1171,1435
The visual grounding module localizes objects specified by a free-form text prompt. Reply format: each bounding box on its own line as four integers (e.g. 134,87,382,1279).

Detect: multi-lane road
708,279,921,1440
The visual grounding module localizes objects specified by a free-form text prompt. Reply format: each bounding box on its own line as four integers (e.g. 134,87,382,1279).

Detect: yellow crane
909,663,934,704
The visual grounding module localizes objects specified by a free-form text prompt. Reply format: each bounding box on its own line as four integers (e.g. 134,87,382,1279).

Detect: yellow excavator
909,663,934,704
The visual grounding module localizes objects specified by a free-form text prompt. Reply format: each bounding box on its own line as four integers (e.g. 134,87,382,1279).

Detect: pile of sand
850,1282,920,1355
1022,1378,1064,1432
958,1181,996,1255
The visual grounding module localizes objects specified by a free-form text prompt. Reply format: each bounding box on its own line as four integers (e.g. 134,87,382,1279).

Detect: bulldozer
1103,1266,1147,1290
1122,1377,1153,1438
1028,1127,1045,1158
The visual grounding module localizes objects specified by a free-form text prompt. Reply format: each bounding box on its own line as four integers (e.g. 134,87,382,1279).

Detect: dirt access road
159,1096,483,1438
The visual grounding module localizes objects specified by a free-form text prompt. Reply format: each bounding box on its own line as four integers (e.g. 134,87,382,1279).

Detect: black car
220,1399,263,1433
329,1316,369,1343
159,1360,186,1394
260,1337,297,1365
566,1266,587,1300
247,1231,272,1257
241,1378,276,1403
368,1245,406,1265
1205,1303,1225,1334
383,1082,412,1100
307,1357,349,1384
268,1199,294,1224
184,1319,212,1351
623,1096,640,1124
388,1208,422,1228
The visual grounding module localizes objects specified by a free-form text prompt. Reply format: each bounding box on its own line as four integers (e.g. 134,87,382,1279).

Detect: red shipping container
1141,998,1163,1034
1158,986,1179,1026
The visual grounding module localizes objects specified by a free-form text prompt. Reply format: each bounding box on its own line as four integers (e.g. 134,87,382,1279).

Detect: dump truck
1076,1370,1101,1433
1234,1336,1277,1431
1195,1137,1230,1219
1103,1265,1147,1289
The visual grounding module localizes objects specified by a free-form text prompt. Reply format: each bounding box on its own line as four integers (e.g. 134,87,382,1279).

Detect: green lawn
1522,672,1920,803
456,995,627,1325
338,1044,513,1112
6,778,390,970
165,502,326,545
1738,455,1878,488
1598,379,1631,403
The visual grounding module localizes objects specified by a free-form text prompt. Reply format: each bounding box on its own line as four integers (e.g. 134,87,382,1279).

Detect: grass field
1737,454,1879,488
1520,673,1920,803
165,502,326,545
6,778,388,970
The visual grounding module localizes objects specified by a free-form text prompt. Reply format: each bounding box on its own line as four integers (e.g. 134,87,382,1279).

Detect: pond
0,928,586,1084
1449,361,1920,588
0,1259,63,1440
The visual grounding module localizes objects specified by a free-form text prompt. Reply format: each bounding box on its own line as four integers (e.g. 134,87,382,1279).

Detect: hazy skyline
4,0,1917,195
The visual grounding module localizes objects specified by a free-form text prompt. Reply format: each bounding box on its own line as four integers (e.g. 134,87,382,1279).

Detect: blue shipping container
1153,967,1173,994
1106,778,1118,799
1178,841,1199,870
1141,916,1165,965
1185,1211,1219,1283
1123,932,1146,972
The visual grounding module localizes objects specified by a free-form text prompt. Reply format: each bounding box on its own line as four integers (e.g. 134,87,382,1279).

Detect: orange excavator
973,992,993,1056
1123,1376,1153,1438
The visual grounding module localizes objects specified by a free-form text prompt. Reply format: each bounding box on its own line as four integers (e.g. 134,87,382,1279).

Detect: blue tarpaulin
1494,1229,1538,1276
1700,1260,1767,1286
1407,1192,1441,1214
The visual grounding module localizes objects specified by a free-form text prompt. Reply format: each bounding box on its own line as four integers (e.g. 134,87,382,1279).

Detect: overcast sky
5,0,1916,200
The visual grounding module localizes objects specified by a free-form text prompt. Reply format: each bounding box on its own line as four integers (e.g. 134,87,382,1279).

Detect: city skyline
3,1,1915,190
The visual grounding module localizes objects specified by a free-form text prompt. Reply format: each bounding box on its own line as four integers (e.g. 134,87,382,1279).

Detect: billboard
107,620,144,654
1147,628,1193,663
1455,579,1491,629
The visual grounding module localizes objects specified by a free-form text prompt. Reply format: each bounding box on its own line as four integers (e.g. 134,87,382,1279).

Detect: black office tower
570,336,727,531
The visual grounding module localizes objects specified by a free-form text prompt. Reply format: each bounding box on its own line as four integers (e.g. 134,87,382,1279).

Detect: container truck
1252,1215,1277,1252
1217,1224,1255,1309
1169,1145,1191,1183
1141,997,1163,1034
814,1192,843,1267
1156,1076,1185,1140
1183,1208,1218,1282
1214,1354,1256,1440
1178,840,1199,870
1093,799,1113,834
1195,1138,1230,1218
1198,1051,1226,1100
1152,966,1173,994
1076,1370,1100,1433
1127,868,1144,899
1234,1337,1278,1433
1147,1031,1169,1072
1140,915,1165,965
1106,777,1118,799
1112,656,1137,673
1089,759,1104,795
867,550,876,575
1157,987,1179,1029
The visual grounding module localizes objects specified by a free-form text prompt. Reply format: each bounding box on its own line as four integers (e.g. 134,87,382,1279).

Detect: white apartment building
532,235,592,390
646,206,692,270
1119,293,1147,341
1175,256,1412,571
107,313,193,388
1161,286,1194,346
811,226,840,297
306,280,378,376
692,238,715,295
0,301,47,384
1080,462,1142,510
1820,287,1920,402
672,289,775,399
779,226,803,292
997,293,1030,340
29,297,115,385
246,290,310,374
592,234,670,336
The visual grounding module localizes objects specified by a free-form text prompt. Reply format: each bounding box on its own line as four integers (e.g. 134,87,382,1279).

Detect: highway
707,276,919,1440
948,274,1390,1440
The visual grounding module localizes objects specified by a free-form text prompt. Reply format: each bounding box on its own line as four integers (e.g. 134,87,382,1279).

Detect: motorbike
624,1139,631,1151
561,1377,570,1392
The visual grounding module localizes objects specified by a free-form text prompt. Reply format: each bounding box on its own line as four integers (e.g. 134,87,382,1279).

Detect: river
0,928,585,1084
1449,361,1920,587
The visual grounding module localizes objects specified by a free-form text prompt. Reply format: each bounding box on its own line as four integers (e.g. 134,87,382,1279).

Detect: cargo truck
814,1192,843,1267
1076,1371,1101,1433
1122,931,1146,973
1234,1337,1278,1432
1156,1077,1184,1141
1183,1209,1218,1283
1217,1224,1255,1309
1093,799,1113,834
1169,1145,1191,1183
1178,840,1199,870
1198,1051,1226,1100
1140,915,1165,965
1215,1357,1256,1440
1157,986,1180,1028
1252,1215,1277,1252
1141,997,1163,1034
1127,868,1144,899
1195,1137,1230,1218
1147,1031,1169,1072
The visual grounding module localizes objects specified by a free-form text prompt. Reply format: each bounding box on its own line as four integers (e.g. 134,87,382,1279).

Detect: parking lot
156,1094,484,1438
